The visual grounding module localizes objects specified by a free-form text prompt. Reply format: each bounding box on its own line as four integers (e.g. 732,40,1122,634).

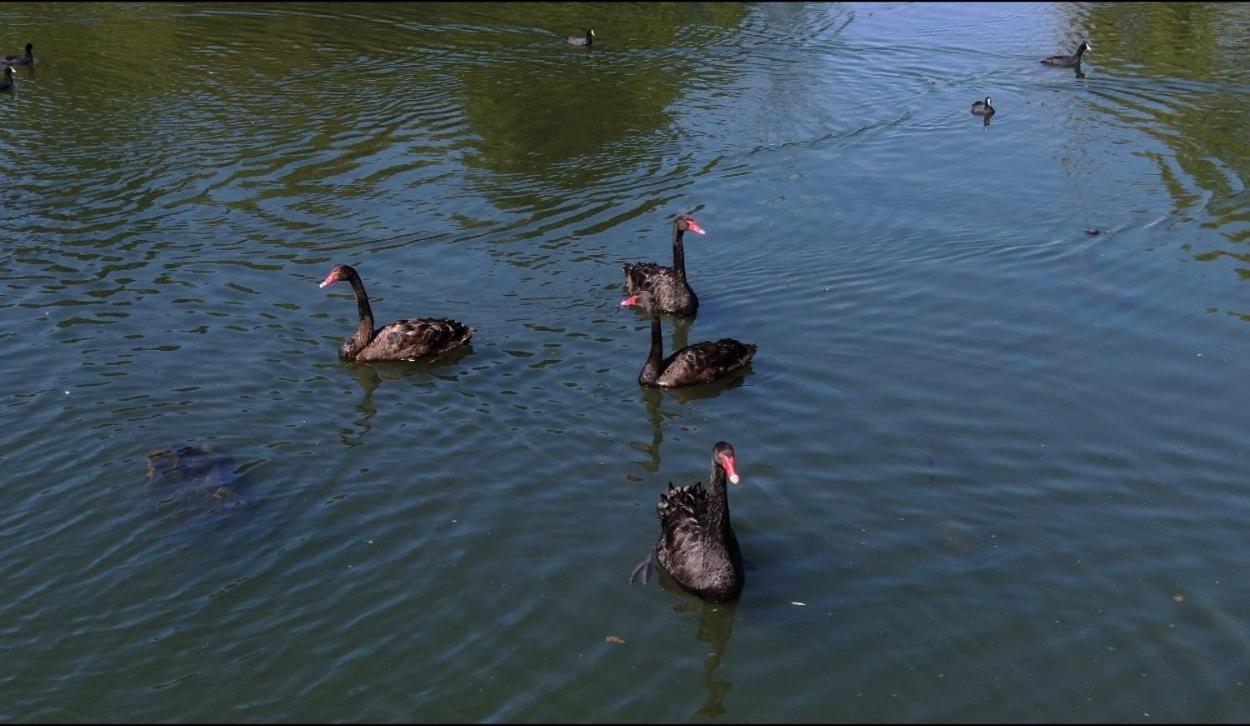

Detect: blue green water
3,2,1250,721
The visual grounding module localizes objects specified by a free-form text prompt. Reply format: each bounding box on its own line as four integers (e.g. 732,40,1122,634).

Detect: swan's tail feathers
630,550,655,585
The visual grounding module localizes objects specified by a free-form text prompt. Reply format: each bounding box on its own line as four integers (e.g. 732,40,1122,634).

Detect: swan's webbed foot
630,552,655,585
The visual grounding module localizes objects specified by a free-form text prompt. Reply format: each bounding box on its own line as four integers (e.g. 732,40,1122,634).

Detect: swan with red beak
318,263,474,363
622,213,707,317
632,441,747,603
620,290,756,388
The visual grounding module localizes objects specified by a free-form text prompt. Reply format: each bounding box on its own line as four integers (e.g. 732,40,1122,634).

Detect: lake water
4,2,1250,721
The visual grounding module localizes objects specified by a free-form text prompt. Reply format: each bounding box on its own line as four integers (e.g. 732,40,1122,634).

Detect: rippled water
4,2,1250,721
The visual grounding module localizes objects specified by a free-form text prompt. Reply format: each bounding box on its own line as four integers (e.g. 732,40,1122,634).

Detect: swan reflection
658,571,739,718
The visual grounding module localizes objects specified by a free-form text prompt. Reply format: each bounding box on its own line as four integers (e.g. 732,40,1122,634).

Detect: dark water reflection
655,575,739,720
4,1,1250,722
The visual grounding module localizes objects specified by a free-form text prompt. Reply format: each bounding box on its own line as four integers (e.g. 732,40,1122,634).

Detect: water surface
3,2,1250,722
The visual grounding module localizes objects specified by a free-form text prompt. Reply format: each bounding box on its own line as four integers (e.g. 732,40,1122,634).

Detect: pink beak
720,453,740,484
686,220,706,235
620,294,639,307
319,272,339,288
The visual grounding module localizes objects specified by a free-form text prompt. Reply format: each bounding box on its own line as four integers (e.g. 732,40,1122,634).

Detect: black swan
319,264,474,363
1042,41,1090,67
4,43,32,66
621,291,755,388
970,97,994,116
0,65,14,93
567,29,595,46
631,441,745,603
622,213,706,317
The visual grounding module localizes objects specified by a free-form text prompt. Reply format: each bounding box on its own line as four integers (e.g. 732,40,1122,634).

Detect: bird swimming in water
1042,41,1091,67
567,29,595,46
971,97,994,116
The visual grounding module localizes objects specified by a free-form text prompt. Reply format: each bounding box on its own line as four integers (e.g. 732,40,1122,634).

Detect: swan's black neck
639,306,663,386
1075,44,1087,58
705,459,732,544
342,269,375,360
671,226,687,281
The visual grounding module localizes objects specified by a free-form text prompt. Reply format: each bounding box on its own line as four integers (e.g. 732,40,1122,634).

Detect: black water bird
622,214,707,317
631,441,746,603
319,264,474,363
567,29,595,46
971,97,994,116
621,291,756,388
3,43,33,66
1042,41,1091,67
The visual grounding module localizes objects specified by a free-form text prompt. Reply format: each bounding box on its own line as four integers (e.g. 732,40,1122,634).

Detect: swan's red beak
620,294,640,307
720,453,740,485
319,271,340,288
686,220,706,235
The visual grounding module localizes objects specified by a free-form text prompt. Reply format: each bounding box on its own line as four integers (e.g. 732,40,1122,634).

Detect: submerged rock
144,444,249,526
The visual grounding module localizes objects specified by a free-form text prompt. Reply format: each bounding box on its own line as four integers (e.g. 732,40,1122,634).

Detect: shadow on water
656,571,739,719
632,387,668,474
662,368,753,405
620,304,693,347
339,345,477,447
669,315,692,353
627,367,749,477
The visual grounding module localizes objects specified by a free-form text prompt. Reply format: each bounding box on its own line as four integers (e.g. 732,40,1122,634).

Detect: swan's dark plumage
654,338,757,388
622,214,706,317
632,441,744,603
622,291,755,388
971,97,994,116
0,65,14,93
3,43,32,66
567,29,595,46
1042,41,1090,67
319,264,474,363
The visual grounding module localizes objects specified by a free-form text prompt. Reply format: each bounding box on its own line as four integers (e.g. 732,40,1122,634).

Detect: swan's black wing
623,262,676,292
655,481,710,575
657,339,757,387
624,263,697,315
357,317,473,362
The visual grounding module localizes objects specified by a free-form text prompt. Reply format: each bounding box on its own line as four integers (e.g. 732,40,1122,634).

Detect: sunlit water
3,2,1250,721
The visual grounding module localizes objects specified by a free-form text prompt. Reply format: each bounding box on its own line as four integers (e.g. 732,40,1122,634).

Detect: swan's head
319,263,358,288
25,43,32,55
675,213,706,236
983,97,992,107
587,29,596,39
713,441,740,485
1078,41,1091,54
